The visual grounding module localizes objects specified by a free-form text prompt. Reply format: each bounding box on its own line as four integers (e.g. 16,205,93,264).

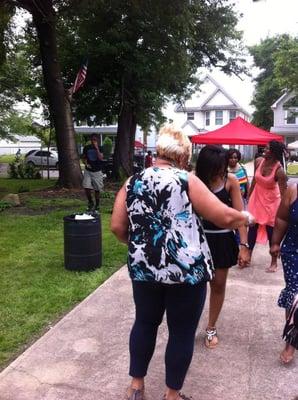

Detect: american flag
70,60,88,95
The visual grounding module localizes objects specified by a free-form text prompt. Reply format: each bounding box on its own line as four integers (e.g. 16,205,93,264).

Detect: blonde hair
156,125,192,169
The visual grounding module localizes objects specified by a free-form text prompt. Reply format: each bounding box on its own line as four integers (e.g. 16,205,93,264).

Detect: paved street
0,244,297,400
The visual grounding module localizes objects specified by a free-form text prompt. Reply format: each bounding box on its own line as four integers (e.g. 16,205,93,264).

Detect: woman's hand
238,247,251,268
270,244,280,259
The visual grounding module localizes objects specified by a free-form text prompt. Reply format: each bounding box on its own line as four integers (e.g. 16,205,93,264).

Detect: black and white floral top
126,167,214,285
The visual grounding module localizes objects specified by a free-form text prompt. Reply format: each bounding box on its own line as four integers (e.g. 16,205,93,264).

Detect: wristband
241,210,254,226
239,243,250,249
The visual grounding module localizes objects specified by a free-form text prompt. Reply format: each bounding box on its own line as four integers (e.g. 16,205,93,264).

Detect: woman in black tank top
196,145,250,349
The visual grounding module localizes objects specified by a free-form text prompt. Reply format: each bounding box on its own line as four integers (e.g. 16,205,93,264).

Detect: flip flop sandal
178,394,193,400
125,388,146,400
162,393,193,400
205,328,218,349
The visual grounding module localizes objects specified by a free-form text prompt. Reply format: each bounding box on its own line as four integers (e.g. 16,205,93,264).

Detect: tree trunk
32,3,82,188
113,92,136,178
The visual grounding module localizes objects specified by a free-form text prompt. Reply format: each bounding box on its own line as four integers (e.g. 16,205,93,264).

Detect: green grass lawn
287,163,298,175
0,191,126,370
0,155,20,163
0,178,57,198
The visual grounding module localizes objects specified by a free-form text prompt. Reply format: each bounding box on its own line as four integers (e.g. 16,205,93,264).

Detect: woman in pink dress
248,140,287,272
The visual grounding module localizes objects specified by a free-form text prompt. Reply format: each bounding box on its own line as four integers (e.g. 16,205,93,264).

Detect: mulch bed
21,179,121,200
1,179,121,215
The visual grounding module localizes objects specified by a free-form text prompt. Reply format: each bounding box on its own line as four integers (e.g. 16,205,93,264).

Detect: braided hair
268,140,286,168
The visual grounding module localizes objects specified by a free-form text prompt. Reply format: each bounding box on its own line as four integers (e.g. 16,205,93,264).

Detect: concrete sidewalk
0,244,297,400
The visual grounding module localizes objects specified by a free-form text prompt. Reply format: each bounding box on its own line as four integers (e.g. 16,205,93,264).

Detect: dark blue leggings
129,280,207,390
248,223,273,250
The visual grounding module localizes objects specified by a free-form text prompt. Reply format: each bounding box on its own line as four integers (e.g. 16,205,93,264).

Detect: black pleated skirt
205,231,239,269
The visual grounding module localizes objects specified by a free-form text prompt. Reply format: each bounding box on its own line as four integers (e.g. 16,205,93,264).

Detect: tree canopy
58,0,246,175
0,20,42,138
3,0,83,187
249,34,297,130
274,36,298,93
62,0,246,126
1,0,247,180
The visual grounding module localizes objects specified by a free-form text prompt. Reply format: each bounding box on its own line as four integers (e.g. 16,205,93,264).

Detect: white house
270,91,298,145
0,135,41,155
166,75,253,159
171,75,250,136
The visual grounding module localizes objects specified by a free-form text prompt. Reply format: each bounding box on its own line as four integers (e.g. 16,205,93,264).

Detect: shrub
101,191,115,199
18,185,30,193
102,137,113,159
0,200,12,212
9,158,41,179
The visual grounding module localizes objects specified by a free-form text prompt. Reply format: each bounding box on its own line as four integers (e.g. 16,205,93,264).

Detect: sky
207,0,298,114
234,0,298,46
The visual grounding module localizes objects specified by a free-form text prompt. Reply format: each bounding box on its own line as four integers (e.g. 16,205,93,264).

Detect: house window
187,112,194,120
215,110,223,125
286,110,296,124
229,110,236,122
205,111,210,126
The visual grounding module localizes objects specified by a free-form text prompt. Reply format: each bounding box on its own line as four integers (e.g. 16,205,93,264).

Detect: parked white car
25,150,59,169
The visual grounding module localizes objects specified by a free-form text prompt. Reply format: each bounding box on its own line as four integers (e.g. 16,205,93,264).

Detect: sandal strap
162,394,192,400
125,388,145,400
206,328,217,341
179,394,192,400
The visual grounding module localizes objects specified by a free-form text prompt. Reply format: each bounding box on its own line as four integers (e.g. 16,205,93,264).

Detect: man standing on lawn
82,134,104,212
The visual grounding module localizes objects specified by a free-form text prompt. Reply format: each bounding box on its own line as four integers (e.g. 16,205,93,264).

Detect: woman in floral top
111,126,252,400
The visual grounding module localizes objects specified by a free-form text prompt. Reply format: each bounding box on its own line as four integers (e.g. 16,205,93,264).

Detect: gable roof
181,120,199,131
200,75,241,109
180,120,208,137
175,74,250,116
271,91,296,109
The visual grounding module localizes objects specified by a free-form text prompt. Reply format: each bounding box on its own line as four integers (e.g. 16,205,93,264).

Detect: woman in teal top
227,148,249,202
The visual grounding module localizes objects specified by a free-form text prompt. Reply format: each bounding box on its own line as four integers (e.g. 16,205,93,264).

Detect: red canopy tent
191,117,284,145
134,140,145,149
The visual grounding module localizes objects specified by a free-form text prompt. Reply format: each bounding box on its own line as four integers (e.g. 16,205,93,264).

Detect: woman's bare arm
110,184,129,244
242,165,250,196
228,174,250,266
228,174,248,241
275,167,287,197
248,157,262,197
271,185,293,246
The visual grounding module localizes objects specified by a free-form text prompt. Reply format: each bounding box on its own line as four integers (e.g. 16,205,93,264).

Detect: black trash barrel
64,214,102,271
